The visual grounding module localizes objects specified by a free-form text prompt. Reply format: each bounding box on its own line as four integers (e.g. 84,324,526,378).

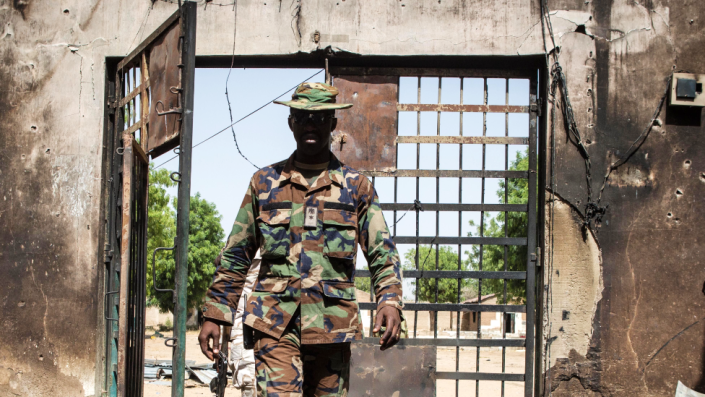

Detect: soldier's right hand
198,320,221,361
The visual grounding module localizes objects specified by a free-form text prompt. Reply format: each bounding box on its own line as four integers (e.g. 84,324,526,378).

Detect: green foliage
355,276,371,293
147,165,225,313
465,149,530,304
402,246,474,304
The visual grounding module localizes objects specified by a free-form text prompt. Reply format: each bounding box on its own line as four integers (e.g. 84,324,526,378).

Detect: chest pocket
322,202,358,260
257,203,292,259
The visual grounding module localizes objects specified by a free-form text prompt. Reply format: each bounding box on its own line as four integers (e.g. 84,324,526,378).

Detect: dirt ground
143,330,525,397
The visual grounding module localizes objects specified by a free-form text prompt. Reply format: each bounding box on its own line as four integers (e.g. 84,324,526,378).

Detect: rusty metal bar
524,75,539,397
359,302,525,313
116,134,134,397
413,76,421,339
355,269,526,280
456,77,464,397
398,103,529,113
359,337,526,347
397,135,528,145
329,66,534,79
132,139,148,165
140,52,150,152
119,79,150,108
433,77,441,341
123,122,143,138
362,169,528,178
476,77,488,397
380,203,527,212
394,236,526,245
437,372,525,382
502,78,510,397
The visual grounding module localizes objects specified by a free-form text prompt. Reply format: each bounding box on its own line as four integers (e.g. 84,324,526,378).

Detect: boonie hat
274,82,353,111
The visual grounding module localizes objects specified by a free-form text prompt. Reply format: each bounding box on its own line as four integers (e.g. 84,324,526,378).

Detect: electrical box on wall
670,73,705,107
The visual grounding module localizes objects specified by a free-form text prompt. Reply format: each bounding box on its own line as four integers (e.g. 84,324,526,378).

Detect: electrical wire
154,69,324,169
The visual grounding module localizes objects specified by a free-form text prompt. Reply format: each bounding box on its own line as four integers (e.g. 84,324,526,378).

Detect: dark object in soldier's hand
209,351,228,397
243,324,255,350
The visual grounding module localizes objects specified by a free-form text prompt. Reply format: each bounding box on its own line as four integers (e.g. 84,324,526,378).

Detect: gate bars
336,67,540,397
102,3,196,397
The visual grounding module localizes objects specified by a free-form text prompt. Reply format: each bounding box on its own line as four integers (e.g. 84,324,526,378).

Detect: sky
156,68,531,300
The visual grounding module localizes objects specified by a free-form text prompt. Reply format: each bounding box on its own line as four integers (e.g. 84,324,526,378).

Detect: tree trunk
428,311,436,332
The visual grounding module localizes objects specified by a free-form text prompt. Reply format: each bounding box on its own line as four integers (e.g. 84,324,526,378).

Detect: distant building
460,294,525,337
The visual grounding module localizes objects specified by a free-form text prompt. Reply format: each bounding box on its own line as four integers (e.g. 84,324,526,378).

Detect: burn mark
13,0,29,20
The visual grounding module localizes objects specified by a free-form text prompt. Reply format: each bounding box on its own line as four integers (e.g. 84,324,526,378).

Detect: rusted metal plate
398,103,530,113
332,75,398,171
147,21,182,158
349,343,436,397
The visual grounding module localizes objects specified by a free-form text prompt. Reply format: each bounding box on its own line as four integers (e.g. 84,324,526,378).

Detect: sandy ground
142,330,525,397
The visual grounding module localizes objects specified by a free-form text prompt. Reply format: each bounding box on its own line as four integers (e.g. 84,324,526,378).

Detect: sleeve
202,179,260,325
357,178,404,311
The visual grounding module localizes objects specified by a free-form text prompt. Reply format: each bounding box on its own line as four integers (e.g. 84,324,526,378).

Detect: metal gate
332,67,539,397
102,3,197,396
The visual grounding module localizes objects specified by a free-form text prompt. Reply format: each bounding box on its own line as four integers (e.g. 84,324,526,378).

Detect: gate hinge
103,244,113,263
530,99,542,116
531,247,542,266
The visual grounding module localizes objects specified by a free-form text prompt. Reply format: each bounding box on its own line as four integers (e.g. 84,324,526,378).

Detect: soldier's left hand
373,306,402,351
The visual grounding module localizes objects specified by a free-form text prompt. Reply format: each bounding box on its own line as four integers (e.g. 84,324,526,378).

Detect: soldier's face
288,110,337,158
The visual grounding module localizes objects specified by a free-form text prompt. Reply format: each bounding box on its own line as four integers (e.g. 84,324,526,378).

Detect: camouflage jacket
202,152,403,344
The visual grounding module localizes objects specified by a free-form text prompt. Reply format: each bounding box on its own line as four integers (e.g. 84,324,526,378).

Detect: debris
675,381,705,397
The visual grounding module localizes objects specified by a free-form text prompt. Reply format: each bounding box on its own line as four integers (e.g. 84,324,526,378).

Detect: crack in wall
29,266,49,341
290,0,302,47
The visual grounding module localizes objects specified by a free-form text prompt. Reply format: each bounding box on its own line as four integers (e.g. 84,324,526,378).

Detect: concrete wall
0,0,703,396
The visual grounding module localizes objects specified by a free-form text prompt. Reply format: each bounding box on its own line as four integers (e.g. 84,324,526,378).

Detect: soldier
198,82,404,396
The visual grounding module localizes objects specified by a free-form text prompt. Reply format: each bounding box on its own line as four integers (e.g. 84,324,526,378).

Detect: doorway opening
100,14,545,393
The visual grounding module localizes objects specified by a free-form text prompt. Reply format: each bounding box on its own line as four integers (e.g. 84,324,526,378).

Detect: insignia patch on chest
304,206,318,229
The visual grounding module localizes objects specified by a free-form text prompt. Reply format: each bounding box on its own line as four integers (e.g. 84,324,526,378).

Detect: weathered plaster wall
542,0,705,396
0,0,703,396
543,198,603,370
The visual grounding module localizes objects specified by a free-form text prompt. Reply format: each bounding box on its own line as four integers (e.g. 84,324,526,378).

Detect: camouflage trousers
254,311,351,397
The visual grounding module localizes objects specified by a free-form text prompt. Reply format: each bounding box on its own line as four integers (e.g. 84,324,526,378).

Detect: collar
280,151,345,190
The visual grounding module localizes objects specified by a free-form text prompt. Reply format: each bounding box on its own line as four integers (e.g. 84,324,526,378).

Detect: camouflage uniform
202,82,403,396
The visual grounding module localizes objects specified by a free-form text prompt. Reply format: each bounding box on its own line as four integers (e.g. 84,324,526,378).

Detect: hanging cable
154,69,324,169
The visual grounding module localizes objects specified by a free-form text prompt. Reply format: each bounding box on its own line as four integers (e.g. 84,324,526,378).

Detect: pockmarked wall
0,0,702,396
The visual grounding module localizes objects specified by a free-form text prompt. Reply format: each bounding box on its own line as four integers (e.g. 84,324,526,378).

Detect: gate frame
96,52,546,396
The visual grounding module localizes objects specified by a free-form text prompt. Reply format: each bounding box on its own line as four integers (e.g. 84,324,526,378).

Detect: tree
355,276,370,294
466,149,530,304
147,165,225,313
146,167,177,308
402,246,475,329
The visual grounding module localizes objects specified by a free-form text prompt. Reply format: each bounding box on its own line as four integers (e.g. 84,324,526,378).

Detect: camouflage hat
274,82,353,111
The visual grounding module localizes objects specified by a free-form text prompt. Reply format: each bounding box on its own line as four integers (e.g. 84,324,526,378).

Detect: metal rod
381,203,527,212
502,78,510,397
434,77,441,340
354,269,527,280
456,77,464,397
171,3,197,397
363,169,528,179
476,77,488,397
413,76,421,339
358,302,526,313
524,73,539,397
393,236,526,245
117,134,134,397
358,337,526,347
398,103,529,113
